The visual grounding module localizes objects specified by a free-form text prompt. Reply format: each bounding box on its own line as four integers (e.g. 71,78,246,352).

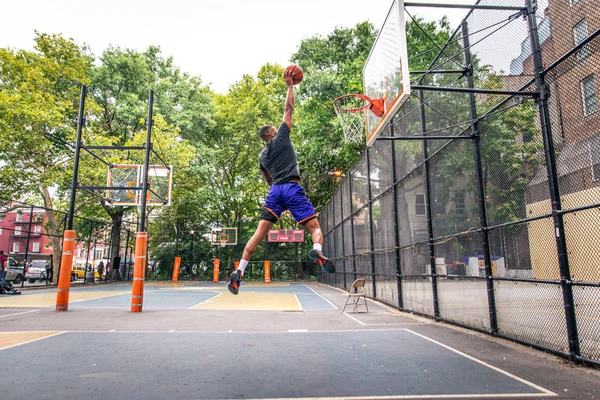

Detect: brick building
0,207,53,265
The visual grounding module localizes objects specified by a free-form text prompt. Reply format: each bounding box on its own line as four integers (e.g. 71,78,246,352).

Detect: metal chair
342,279,369,313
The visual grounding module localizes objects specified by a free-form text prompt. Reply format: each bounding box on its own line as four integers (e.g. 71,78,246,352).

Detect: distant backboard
210,227,238,247
268,229,305,243
106,164,172,206
363,0,410,146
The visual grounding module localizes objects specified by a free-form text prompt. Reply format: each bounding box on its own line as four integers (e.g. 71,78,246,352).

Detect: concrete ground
0,281,598,400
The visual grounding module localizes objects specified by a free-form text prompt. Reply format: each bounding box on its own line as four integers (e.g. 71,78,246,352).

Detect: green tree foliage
0,32,92,280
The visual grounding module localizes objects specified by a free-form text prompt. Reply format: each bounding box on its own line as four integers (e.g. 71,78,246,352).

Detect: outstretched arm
282,70,294,129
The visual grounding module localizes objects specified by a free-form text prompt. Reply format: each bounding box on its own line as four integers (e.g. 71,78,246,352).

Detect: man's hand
283,68,294,87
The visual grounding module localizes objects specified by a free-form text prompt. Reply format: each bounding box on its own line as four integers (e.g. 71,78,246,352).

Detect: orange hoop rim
332,94,373,113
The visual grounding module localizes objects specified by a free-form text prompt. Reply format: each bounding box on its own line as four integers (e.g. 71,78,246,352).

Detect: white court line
343,312,366,325
0,332,66,352
343,311,428,327
295,295,304,311
404,329,557,397
302,284,338,310
0,310,39,318
188,291,222,309
244,394,554,399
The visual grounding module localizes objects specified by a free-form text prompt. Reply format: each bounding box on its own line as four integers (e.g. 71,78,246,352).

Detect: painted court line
404,329,557,397
0,310,39,318
343,312,428,326
0,332,66,352
302,284,338,310
244,395,554,399
188,291,221,308
295,295,304,311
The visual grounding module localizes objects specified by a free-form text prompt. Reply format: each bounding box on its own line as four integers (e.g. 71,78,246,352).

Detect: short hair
259,125,275,142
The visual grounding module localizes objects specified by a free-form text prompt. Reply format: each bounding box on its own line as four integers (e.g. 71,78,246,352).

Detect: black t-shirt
258,123,300,185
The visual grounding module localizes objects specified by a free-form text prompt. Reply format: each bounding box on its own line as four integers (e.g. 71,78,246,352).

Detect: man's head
0,250,4,255
259,125,277,143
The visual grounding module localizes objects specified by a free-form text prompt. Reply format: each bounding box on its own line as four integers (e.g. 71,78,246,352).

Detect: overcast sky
1,0,478,94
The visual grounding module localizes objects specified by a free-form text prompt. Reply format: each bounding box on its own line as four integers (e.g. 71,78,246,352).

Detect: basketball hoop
220,239,227,248
333,94,384,145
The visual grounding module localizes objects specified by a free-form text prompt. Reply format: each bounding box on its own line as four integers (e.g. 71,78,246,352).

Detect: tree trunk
39,187,63,285
102,203,124,281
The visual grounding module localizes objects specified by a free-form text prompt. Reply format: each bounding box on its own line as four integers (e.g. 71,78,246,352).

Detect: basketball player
228,67,335,295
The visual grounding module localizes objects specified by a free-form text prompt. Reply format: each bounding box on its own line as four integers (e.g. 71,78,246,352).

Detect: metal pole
348,172,358,282
57,217,67,282
67,85,86,230
462,19,498,334
526,0,580,360
124,228,130,280
139,90,154,233
340,179,347,291
175,218,180,255
366,148,377,298
332,182,337,288
22,205,34,288
418,88,440,319
389,121,404,309
84,221,93,283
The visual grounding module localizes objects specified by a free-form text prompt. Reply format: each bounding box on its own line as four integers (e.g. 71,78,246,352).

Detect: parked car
73,266,99,280
26,260,49,283
5,257,24,285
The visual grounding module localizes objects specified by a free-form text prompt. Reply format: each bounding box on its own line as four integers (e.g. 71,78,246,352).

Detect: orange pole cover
234,261,239,270
264,260,271,283
131,232,148,312
56,230,76,311
172,256,181,282
213,259,220,283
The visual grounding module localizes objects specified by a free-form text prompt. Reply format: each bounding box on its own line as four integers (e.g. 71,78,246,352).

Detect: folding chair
342,279,369,313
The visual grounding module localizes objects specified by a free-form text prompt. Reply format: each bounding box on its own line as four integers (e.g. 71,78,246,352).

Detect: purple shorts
262,183,317,224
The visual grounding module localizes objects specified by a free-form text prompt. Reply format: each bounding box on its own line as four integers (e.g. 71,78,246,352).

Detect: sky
1,0,478,94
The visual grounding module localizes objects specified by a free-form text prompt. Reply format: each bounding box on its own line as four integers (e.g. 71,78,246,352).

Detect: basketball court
2,282,599,399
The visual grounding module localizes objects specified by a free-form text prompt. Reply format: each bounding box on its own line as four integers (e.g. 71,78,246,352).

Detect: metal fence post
461,19,498,334
22,205,34,288
366,148,377,298
339,179,347,291
348,172,358,282
389,121,404,309
418,88,440,319
525,0,580,361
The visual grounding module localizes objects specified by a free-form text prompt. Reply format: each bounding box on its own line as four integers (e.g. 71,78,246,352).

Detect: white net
333,95,368,145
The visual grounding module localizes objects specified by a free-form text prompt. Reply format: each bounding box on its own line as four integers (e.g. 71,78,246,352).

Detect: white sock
313,243,322,252
238,259,249,275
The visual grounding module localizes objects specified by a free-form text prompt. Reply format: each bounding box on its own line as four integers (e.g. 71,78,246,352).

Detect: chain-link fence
319,0,600,366
0,198,136,286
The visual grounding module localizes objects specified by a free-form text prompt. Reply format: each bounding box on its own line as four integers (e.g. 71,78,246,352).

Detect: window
13,242,20,253
34,225,42,234
570,0,583,6
574,19,591,60
592,140,600,181
455,192,466,215
95,249,103,260
32,242,40,252
581,75,598,117
15,212,23,222
0,228,2,236
15,226,21,236
415,194,426,216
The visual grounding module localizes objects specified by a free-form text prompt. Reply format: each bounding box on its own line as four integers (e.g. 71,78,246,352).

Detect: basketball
285,65,304,85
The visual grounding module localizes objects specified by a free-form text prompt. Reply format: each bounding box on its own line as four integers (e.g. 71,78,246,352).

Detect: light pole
189,229,195,275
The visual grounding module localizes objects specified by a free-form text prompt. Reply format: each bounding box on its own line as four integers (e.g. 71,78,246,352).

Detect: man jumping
228,67,335,295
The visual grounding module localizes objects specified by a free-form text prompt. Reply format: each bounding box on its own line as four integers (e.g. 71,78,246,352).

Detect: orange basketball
285,65,304,85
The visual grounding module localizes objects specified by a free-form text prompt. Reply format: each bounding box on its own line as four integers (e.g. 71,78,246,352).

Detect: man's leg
0,270,8,288
228,219,275,295
303,218,335,273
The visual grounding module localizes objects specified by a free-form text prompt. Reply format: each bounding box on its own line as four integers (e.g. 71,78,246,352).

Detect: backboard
268,229,305,243
210,227,238,247
106,164,172,206
363,0,411,146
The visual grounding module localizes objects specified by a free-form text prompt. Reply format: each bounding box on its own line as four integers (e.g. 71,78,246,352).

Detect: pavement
0,281,599,400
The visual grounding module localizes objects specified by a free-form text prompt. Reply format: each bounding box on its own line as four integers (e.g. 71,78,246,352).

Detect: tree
0,32,92,282
86,45,214,271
